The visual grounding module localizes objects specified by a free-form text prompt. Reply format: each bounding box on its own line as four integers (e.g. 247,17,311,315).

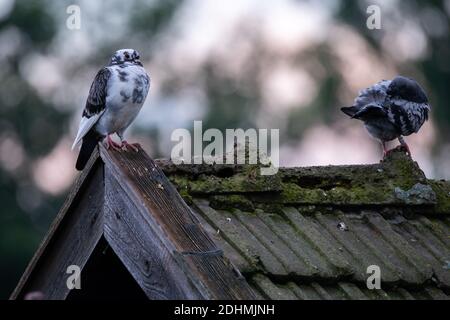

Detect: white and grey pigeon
341,76,430,157
72,49,150,170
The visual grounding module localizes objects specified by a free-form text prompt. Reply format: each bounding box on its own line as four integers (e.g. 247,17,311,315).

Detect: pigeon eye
124,52,130,59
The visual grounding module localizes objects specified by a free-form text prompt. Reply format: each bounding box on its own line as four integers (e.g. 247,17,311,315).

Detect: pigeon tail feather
353,105,386,120
76,130,100,171
341,106,359,117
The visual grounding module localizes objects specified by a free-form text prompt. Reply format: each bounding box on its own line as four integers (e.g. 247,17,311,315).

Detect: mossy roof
156,150,450,300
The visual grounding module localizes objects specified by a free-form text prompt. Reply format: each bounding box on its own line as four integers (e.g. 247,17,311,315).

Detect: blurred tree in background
0,0,449,298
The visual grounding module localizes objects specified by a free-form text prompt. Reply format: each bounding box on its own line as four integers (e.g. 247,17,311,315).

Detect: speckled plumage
341,76,430,156
95,64,150,138
73,49,150,170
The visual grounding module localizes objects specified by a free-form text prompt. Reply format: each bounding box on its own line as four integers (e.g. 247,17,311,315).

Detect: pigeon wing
72,68,111,149
384,77,431,136
354,80,391,109
342,80,391,118
386,99,430,136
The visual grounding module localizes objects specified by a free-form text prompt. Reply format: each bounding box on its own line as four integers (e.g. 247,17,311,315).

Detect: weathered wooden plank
101,146,216,252
100,145,256,299
10,149,104,299
103,172,205,299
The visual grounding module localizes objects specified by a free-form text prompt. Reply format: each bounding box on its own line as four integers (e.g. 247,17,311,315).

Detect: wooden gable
10,145,256,300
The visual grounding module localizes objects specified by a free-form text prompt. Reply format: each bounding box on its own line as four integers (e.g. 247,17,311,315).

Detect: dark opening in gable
67,236,147,300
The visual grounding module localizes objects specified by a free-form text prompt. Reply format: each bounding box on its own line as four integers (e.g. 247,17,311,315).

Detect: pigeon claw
383,148,396,158
121,141,140,152
397,136,412,158
105,135,122,151
394,144,412,158
383,145,412,159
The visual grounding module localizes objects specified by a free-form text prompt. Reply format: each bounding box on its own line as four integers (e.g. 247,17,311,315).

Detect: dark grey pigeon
341,76,430,157
72,49,150,170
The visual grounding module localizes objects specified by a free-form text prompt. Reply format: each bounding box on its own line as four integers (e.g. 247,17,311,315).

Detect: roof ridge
158,150,449,214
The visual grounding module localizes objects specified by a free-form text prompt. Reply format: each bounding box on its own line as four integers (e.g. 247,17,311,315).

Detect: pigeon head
387,76,429,104
110,49,142,66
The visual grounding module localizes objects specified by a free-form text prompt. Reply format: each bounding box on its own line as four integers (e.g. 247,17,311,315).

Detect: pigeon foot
383,145,412,159
121,141,140,152
105,134,122,151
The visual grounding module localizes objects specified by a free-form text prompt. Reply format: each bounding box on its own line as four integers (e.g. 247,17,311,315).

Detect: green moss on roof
428,180,450,214
210,195,255,212
157,150,447,213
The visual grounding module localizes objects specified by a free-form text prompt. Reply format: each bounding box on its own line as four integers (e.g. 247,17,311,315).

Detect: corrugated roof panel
423,286,449,300
233,209,319,276
191,198,450,298
343,212,431,284
391,215,450,287
281,207,354,276
313,211,402,283
194,199,288,275
257,210,350,279
310,283,342,300
287,282,322,300
364,212,433,277
283,208,367,280
250,274,297,300
396,288,416,300
361,287,391,300
336,282,369,300
194,209,251,272
249,274,449,300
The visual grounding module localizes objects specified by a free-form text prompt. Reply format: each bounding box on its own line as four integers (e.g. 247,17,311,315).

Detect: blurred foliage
0,0,56,45
0,0,61,299
130,0,181,35
1,0,449,299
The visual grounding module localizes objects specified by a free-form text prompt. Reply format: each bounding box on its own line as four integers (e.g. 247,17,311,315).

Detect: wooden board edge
10,147,101,299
